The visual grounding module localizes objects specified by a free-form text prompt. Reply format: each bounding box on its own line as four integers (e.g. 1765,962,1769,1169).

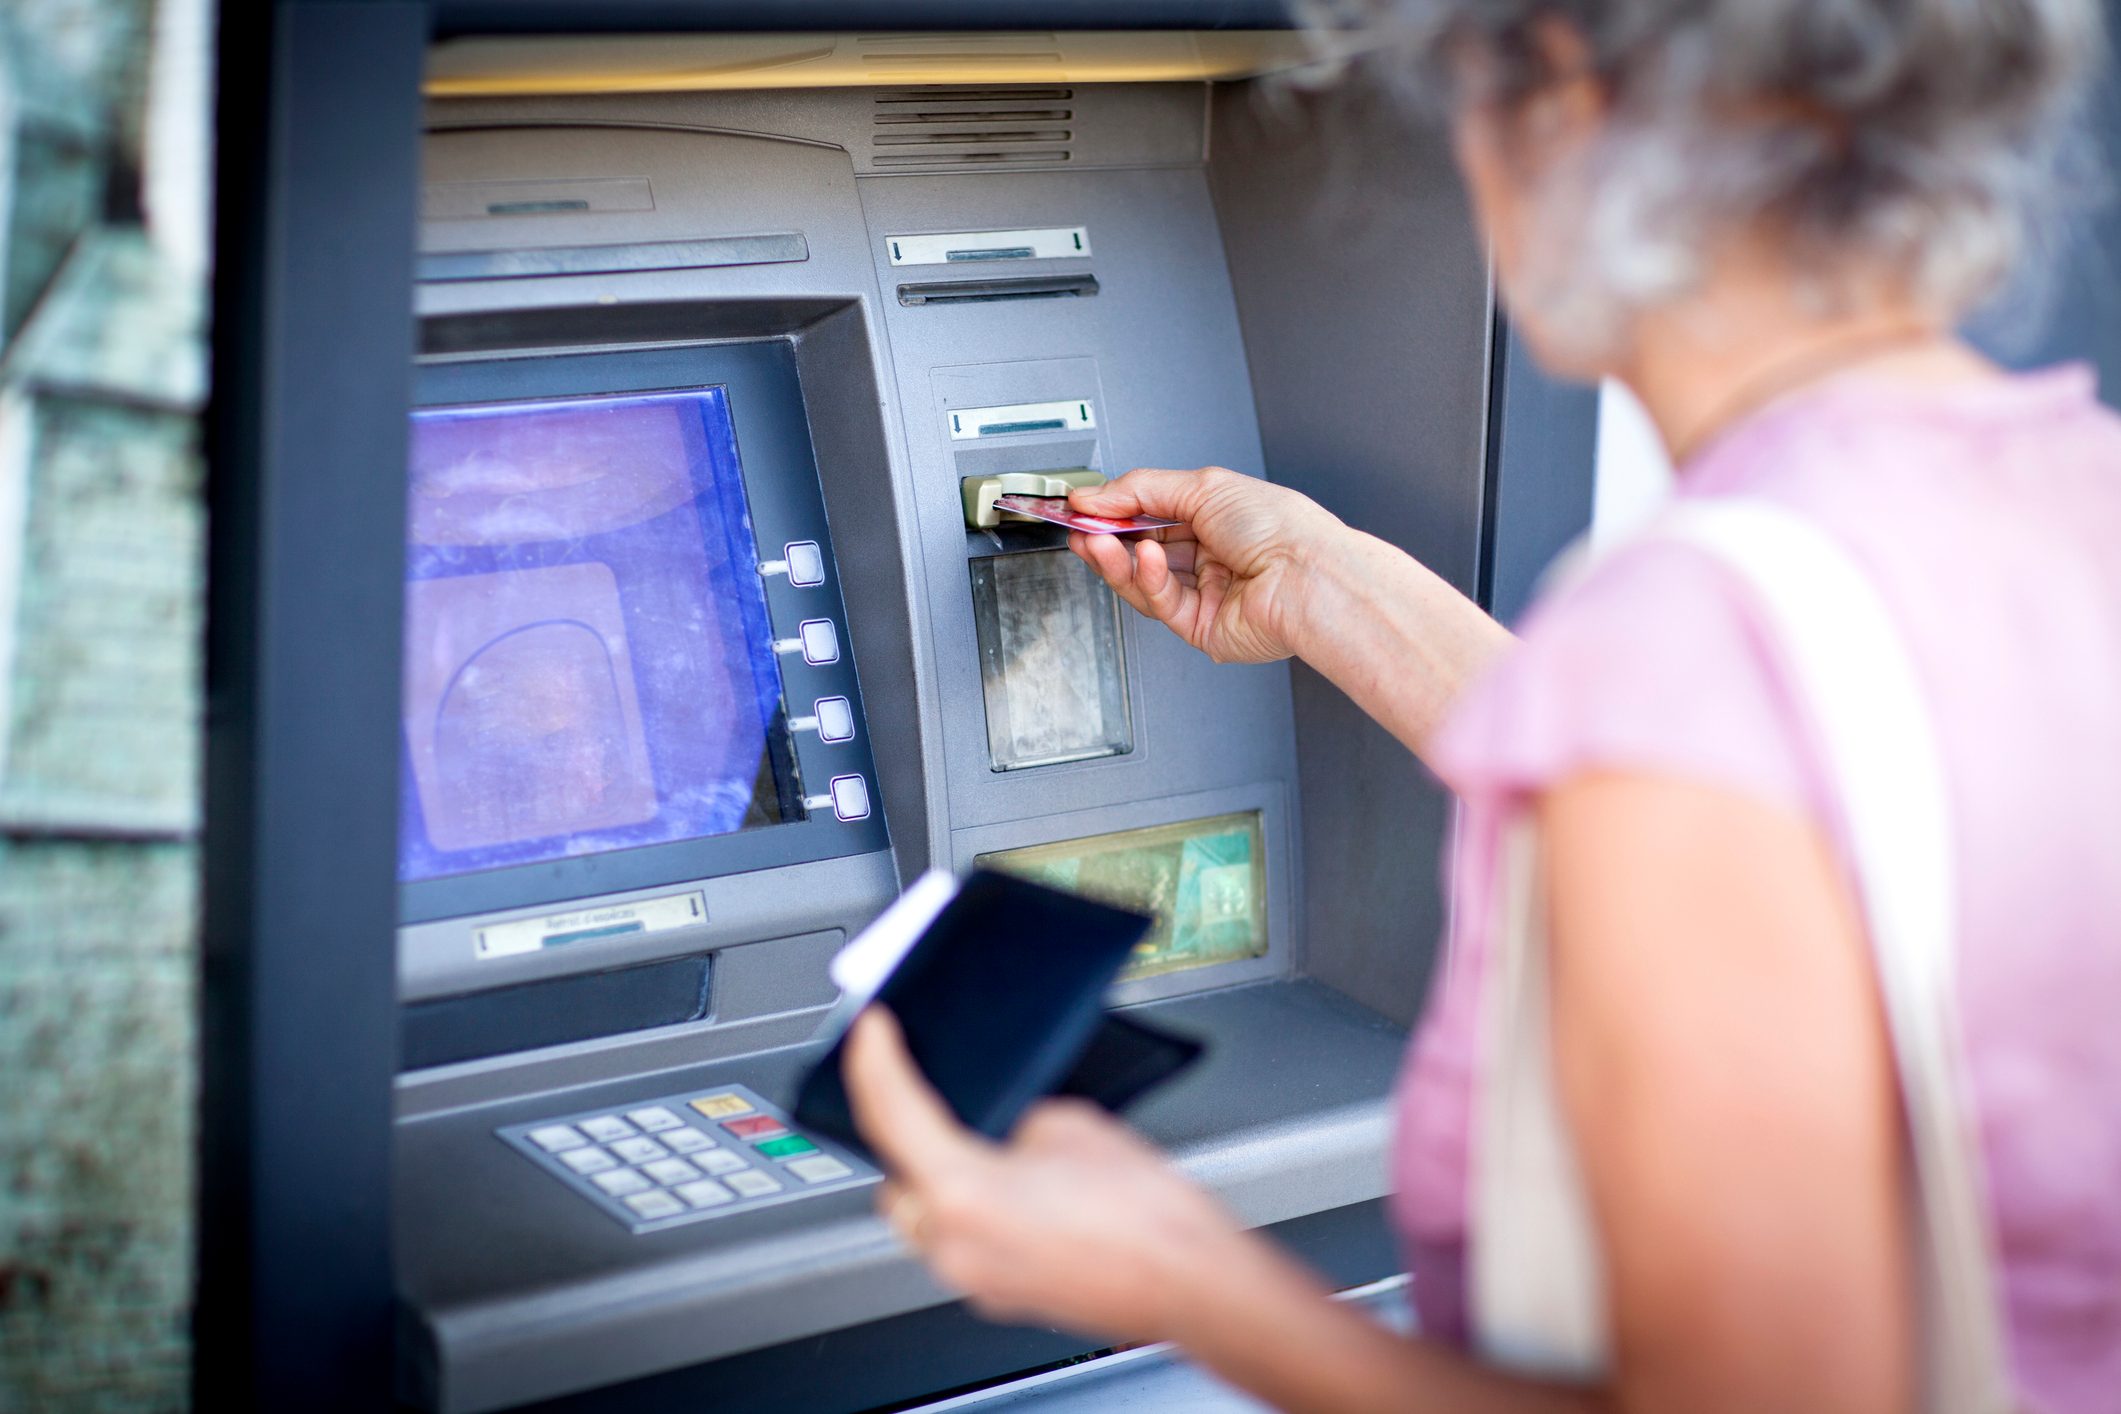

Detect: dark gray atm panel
393,79,1493,1414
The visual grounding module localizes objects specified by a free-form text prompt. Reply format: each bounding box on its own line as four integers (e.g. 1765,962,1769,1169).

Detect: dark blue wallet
794,870,1204,1146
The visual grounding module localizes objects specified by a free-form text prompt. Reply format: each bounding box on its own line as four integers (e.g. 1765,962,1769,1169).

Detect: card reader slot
898,274,1099,307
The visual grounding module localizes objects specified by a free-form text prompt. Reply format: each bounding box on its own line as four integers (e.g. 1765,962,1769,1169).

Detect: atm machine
201,9,1595,1414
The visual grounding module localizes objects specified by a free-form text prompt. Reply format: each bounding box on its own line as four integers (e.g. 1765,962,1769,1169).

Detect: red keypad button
722,1114,789,1142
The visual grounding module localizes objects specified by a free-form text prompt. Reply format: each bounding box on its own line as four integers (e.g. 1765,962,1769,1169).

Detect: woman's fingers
843,1008,987,1188
1071,534,1156,616
1071,533,1200,639
1130,538,1193,630
1068,467,1214,525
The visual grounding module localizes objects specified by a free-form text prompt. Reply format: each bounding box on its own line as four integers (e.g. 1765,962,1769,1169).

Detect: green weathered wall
0,1,204,1408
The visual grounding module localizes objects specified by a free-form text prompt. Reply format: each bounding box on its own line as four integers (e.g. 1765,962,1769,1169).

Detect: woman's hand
1065,468,1348,666
841,1007,1243,1344
842,1012,1602,1414
1069,466,1513,759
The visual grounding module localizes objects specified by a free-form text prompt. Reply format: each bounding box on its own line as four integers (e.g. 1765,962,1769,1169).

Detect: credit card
991,494,1180,535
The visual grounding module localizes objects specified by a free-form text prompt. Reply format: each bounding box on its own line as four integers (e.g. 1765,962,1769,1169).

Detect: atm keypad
500,1083,876,1233
609,1136,671,1165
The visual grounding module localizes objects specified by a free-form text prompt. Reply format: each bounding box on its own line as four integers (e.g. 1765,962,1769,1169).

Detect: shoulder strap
1654,501,2011,1413
1470,501,2011,1410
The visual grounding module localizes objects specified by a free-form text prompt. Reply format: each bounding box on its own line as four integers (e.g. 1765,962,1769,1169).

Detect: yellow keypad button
688,1093,754,1120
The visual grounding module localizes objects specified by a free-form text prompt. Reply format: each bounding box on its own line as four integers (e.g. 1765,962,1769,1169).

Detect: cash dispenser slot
898,273,1100,306
417,231,810,282
400,952,715,1070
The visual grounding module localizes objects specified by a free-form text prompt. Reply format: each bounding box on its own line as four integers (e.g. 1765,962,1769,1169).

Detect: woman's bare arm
1543,774,1914,1414
1069,469,1514,761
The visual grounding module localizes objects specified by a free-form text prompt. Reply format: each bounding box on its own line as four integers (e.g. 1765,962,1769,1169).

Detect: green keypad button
754,1135,819,1160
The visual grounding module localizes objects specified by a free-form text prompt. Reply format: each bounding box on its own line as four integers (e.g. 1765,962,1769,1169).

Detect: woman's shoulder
1431,530,1825,815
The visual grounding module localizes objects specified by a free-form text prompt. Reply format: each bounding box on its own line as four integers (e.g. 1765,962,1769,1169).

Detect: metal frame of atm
200,3,1596,1410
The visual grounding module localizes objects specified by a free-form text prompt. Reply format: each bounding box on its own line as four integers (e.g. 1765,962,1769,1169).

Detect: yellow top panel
425,30,1323,97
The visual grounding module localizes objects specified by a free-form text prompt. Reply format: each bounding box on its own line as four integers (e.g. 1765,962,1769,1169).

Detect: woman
842,0,2121,1408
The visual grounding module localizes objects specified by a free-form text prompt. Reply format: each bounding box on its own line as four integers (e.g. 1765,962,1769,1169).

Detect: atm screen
397,387,801,884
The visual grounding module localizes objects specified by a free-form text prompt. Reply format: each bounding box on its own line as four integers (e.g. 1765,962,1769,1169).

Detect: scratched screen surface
397,387,800,884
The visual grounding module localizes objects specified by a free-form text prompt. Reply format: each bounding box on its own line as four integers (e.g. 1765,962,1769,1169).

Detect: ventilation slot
869,86,1076,172
899,275,1100,307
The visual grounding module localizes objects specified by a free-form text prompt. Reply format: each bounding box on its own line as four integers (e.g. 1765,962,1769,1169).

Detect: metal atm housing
208,19,1590,1414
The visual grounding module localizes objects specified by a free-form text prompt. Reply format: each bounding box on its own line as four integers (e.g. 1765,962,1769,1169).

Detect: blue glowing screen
398,388,798,884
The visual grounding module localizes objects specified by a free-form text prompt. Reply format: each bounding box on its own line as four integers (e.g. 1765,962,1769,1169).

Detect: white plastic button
799,619,839,665
661,1128,714,1155
559,1147,618,1176
592,1169,652,1198
694,1149,748,1176
626,1106,683,1133
815,696,856,743
527,1124,588,1153
624,1190,685,1220
829,774,871,822
785,541,825,588
787,1155,855,1185
725,1170,783,1198
676,1179,736,1209
609,1136,671,1165
579,1115,638,1143
641,1157,702,1187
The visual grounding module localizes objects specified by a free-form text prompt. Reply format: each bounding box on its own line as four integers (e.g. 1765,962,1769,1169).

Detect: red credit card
991,494,1180,535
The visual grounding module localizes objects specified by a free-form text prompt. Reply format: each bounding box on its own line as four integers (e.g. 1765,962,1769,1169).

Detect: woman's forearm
1163,1226,1599,1414
1287,528,1517,763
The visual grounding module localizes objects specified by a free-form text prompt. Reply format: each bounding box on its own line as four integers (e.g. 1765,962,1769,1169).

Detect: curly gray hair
1302,0,2109,352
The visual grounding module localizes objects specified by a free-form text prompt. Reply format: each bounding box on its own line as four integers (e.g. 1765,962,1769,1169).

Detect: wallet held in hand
794,870,1205,1147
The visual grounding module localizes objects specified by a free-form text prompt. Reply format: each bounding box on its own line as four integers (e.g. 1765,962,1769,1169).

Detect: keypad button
725,1170,783,1198
527,1124,588,1153
579,1115,639,1143
641,1158,701,1187
592,1169,652,1198
624,1190,685,1220
689,1093,754,1120
610,1136,672,1165
661,1128,714,1155
626,1106,684,1133
694,1149,748,1176
675,1179,736,1209
755,1135,820,1161
787,1155,854,1185
559,1147,618,1176
723,1115,789,1142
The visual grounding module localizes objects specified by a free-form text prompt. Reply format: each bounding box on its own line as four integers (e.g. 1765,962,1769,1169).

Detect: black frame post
197,2,427,1406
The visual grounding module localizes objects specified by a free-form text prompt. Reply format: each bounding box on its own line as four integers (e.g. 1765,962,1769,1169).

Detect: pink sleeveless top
1393,366,2121,1410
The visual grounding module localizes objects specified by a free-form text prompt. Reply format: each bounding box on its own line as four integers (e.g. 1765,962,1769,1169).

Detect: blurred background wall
0,0,208,1406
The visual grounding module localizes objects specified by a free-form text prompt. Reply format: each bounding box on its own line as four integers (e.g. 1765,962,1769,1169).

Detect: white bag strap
1472,818,1610,1379
1655,501,2010,1413
1470,500,2011,1410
